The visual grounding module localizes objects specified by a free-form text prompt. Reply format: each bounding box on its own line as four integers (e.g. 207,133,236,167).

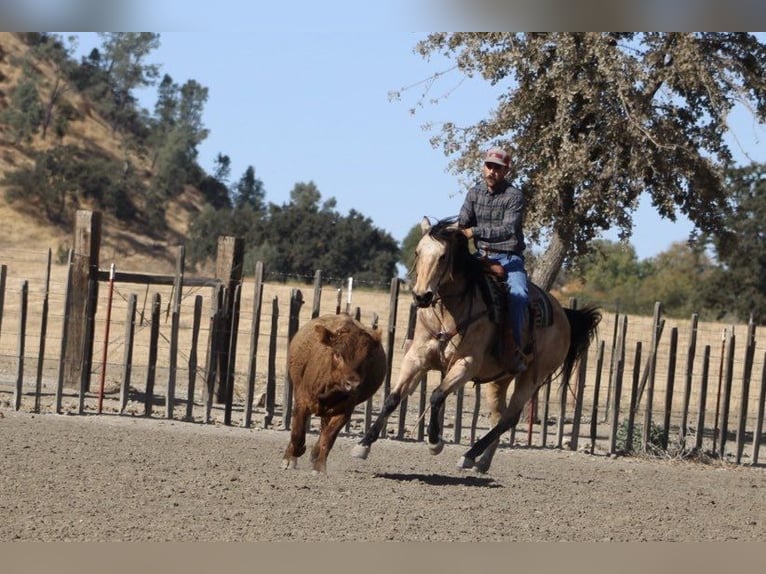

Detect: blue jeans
484,252,528,347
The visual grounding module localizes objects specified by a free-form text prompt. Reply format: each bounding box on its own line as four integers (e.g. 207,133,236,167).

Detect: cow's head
315,323,381,392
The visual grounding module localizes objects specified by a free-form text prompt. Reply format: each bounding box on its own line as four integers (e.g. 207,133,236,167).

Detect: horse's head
411,216,466,308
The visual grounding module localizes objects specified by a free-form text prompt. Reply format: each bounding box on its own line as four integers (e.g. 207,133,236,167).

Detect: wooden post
626,342,642,453
213,236,244,404
243,262,265,428
717,329,736,457
311,269,322,319
263,296,279,428
589,341,605,454
569,336,589,450
735,317,756,464
281,289,303,430
166,245,185,419
184,295,203,421
14,281,28,411
203,286,222,423
608,314,627,454
224,283,242,425
78,276,97,413
55,250,73,414
397,303,417,440
144,293,161,416
661,327,678,449
63,210,101,389
0,264,6,339
680,313,699,443
379,277,399,438
34,250,52,413
640,303,664,449
694,346,711,452
750,351,766,465
119,294,137,414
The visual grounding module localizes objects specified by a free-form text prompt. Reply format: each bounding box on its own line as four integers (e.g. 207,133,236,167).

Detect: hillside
0,32,205,275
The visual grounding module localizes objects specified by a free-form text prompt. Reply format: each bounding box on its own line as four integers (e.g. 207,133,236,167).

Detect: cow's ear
315,324,335,346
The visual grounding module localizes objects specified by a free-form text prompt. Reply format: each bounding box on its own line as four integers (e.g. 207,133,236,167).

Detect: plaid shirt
458,180,526,255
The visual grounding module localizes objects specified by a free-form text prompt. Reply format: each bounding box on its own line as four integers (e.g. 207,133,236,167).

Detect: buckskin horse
351,216,601,473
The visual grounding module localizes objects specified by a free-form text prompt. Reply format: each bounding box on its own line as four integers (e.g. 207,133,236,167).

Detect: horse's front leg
351,349,427,460
426,357,476,455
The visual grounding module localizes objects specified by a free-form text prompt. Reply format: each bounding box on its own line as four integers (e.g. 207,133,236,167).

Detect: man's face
482,162,509,191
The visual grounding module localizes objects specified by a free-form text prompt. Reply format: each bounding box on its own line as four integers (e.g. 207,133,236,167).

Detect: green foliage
2,146,141,225
615,419,666,454
233,166,265,211
186,181,400,284
1,76,44,143
699,163,766,324
411,33,766,288
565,238,715,317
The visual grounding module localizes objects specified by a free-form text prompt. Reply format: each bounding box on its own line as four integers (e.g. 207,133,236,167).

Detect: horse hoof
457,456,475,470
351,444,370,460
282,457,297,470
427,439,444,455
311,468,327,476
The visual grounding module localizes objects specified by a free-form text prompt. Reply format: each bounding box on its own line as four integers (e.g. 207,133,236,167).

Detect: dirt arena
1,408,764,542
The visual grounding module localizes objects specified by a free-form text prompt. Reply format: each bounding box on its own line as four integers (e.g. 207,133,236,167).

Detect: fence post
166,245,185,419
282,289,303,430
735,317,756,464
224,283,242,426
608,314,627,454
144,293,161,416
203,285,222,423
119,293,137,414
750,351,766,465
397,303,417,440
34,250,52,413
626,341,642,453
213,236,244,404
263,296,279,428
14,280,28,411
641,303,664,449
661,327,678,449
717,328,736,457
243,262,265,428
680,313,699,444
184,295,203,421
311,270,322,319
0,264,6,339
379,277,399,438
694,345,711,452
589,340,605,453
63,210,101,390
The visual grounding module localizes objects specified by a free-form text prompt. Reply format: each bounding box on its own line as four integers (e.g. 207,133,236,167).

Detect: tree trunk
530,231,568,291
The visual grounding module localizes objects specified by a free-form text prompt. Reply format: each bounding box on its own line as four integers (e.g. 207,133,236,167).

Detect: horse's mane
428,216,488,289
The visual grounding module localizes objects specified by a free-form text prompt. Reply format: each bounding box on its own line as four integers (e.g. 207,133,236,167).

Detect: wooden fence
0,210,764,466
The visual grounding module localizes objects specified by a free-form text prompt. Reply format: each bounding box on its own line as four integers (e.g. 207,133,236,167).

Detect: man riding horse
458,147,530,373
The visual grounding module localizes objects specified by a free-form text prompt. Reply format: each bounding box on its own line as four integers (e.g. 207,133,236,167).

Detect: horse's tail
561,305,602,384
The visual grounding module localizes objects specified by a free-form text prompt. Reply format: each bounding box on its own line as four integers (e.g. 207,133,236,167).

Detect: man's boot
501,326,527,374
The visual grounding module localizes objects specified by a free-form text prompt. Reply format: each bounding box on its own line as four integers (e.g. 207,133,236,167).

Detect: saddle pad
528,283,554,329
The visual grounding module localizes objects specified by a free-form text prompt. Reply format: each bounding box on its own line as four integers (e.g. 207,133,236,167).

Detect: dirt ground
1,407,764,542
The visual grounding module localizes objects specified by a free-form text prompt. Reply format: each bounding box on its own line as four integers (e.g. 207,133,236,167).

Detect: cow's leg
310,413,349,474
458,370,538,473
426,357,475,455
351,350,427,460
282,401,309,470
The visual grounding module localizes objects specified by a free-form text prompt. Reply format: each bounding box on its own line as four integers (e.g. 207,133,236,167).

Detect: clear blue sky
68,30,766,261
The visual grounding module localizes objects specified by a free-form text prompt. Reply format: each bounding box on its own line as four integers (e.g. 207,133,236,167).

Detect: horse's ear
420,217,431,235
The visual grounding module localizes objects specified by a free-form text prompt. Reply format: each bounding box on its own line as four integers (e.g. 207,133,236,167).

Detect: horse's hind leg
282,401,309,470
310,413,348,474
458,372,536,473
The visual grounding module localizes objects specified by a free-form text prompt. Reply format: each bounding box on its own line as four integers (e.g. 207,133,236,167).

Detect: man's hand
461,227,474,239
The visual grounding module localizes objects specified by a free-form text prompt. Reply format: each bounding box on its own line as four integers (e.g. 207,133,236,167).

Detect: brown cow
282,314,386,474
